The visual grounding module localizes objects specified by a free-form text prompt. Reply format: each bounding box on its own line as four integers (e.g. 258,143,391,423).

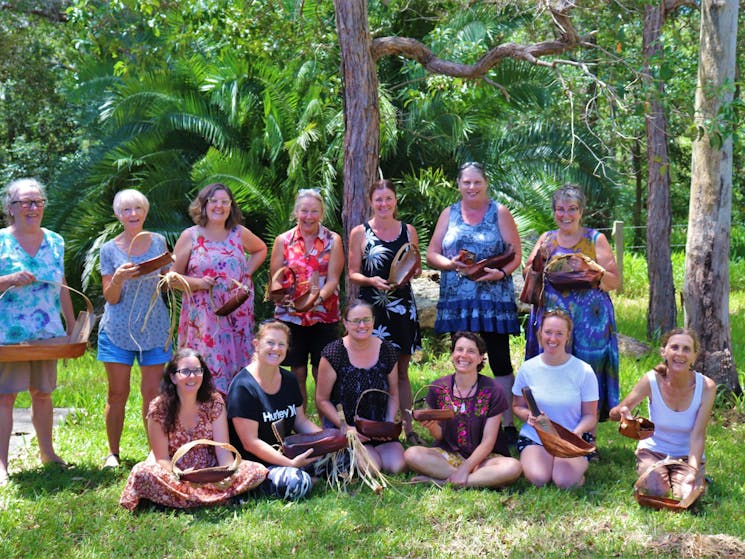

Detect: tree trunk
684,0,740,392
643,2,677,340
631,138,644,250
334,0,380,300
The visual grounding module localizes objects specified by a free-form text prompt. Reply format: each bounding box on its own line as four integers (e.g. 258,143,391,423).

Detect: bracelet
497,268,506,279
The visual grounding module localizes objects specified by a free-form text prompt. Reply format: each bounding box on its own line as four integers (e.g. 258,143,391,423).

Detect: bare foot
410,475,446,487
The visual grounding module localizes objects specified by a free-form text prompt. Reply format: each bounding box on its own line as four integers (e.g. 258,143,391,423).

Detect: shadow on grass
10,462,125,497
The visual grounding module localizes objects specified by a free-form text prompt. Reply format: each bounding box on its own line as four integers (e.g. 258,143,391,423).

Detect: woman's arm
268,234,285,279
58,278,76,336
231,416,316,468
211,404,234,467
148,417,173,472
474,204,522,283
348,224,386,289
407,224,423,278
594,232,620,292
319,232,344,301
574,400,598,437
240,226,268,276
687,376,716,472
608,374,652,422
426,208,460,271
293,404,322,435
523,232,548,273
315,357,340,427
385,364,400,423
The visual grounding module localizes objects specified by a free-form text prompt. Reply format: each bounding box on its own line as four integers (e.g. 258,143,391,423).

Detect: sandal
405,431,426,446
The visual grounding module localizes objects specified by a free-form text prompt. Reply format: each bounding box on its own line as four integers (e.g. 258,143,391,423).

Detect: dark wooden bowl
282,429,348,458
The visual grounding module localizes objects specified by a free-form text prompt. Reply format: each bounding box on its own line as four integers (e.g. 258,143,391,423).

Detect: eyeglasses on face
554,205,580,215
11,199,47,209
174,367,204,377
207,197,232,207
345,316,374,326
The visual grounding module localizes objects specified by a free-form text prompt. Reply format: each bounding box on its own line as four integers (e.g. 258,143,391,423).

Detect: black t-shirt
227,367,303,463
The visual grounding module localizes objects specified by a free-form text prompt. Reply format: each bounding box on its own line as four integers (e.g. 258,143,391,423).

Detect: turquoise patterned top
0,227,66,344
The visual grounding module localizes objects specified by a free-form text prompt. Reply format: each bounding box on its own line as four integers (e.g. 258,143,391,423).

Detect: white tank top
638,369,704,457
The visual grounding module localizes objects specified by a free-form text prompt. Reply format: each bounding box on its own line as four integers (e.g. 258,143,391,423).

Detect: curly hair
159,348,215,433
188,183,243,228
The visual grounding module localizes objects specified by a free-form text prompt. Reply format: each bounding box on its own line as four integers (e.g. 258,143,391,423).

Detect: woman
316,300,406,474
0,178,75,485
171,183,267,395
426,162,522,441
512,310,598,489
524,184,620,421
609,329,715,502
349,180,423,446
404,332,522,488
98,189,172,468
119,349,268,511
227,320,323,501
269,189,343,407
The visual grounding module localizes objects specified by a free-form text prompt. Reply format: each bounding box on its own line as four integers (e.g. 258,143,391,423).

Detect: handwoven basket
618,416,655,440
460,244,516,281
544,253,605,290
280,429,348,459
211,278,251,316
535,420,596,459
409,384,456,423
354,388,402,441
0,282,96,362
265,266,319,312
634,457,705,511
127,231,173,277
388,243,419,289
171,439,241,484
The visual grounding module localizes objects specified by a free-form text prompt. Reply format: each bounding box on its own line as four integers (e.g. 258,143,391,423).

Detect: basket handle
634,456,702,508
209,277,246,314
126,230,154,261
354,388,392,420
407,383,449,417
171,438,241,475
264,266,297,304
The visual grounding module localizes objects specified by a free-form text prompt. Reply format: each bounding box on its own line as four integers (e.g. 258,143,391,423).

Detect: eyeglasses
11,199,47,209
345,317,374,326
207,198,232,207
174,367,204,377
554,206,580,216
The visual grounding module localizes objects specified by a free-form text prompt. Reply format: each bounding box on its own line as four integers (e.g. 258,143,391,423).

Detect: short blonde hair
113,189,150,216
293,189,325,221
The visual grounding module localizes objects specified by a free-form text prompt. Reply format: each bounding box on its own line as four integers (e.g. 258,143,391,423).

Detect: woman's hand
5,270,36,287
447,464,470,487
289,448,319,468
199,275,216,291
111,262,139,286
368,275,391,291
608,405,632,423
474,266,506,283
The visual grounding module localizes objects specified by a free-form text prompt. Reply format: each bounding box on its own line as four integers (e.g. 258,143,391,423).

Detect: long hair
367,179,398,219
159,348,215,433
653,328,700,377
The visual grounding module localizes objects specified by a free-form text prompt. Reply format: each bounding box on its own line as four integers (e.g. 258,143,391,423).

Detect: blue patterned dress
524,228,619,420
434,200,520,336
359,222,421,355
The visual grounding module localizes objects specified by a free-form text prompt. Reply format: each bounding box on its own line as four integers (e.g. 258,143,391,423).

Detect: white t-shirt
513,354,599,444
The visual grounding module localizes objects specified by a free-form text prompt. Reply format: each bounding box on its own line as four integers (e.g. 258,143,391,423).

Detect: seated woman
119,349,268,511
512,310,598,489
609,328,715,502
404,332,522,488
227,320,323,501
316,299,406,475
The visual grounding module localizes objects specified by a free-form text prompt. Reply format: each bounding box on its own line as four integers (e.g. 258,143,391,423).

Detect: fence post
612,220,624,293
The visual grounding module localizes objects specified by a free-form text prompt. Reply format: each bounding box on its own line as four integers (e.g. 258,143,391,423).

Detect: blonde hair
293,189,325,221
113,189,150,216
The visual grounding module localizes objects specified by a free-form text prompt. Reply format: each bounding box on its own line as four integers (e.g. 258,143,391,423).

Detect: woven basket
460,244,516,281
280,429,348,459
544,253,605,290
127,231,173,277
535,420,596,459
0,282,96,363
634,457,705,511
618,416,655,440
388,243,419,289
211,278,251,316
171,439,241,484
408,384,455,423
265,266,319,312
353,388,402,441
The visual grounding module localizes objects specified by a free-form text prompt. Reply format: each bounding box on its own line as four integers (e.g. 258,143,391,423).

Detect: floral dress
524,228,619,420
177,226,254,395
358,222,421,355
426,374,509,458
119,393,268,511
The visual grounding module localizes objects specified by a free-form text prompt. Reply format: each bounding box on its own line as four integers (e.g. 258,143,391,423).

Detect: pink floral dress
119,393,267,511
177,226,254,394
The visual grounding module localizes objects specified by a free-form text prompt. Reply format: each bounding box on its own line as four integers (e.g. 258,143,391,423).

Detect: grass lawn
1,293,744,559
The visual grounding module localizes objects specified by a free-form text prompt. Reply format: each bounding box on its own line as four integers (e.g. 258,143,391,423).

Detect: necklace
452,377,478,413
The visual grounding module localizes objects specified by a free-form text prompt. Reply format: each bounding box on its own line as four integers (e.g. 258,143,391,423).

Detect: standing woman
609,329,715,503
426,162,522,440
348,179,422,445
171,183,267,396
316,300,406,474
512,310,598,489
0,179,75,485
227,320,322,501
523,184,620,421
98,189,172,468
269,189,343,407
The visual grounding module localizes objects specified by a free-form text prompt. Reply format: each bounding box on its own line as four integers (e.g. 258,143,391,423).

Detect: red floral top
273,224,340,326
426,374,508,458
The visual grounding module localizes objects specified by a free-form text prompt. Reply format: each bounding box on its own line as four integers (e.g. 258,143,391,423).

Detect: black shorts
281,321,340,368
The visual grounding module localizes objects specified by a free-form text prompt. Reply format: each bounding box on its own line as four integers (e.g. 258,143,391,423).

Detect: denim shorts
96,329,172,367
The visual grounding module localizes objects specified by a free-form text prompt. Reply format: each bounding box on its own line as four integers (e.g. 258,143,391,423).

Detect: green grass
2,294,745,558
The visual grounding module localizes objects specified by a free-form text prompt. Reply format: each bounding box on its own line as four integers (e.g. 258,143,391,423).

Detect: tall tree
684,0,740,392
